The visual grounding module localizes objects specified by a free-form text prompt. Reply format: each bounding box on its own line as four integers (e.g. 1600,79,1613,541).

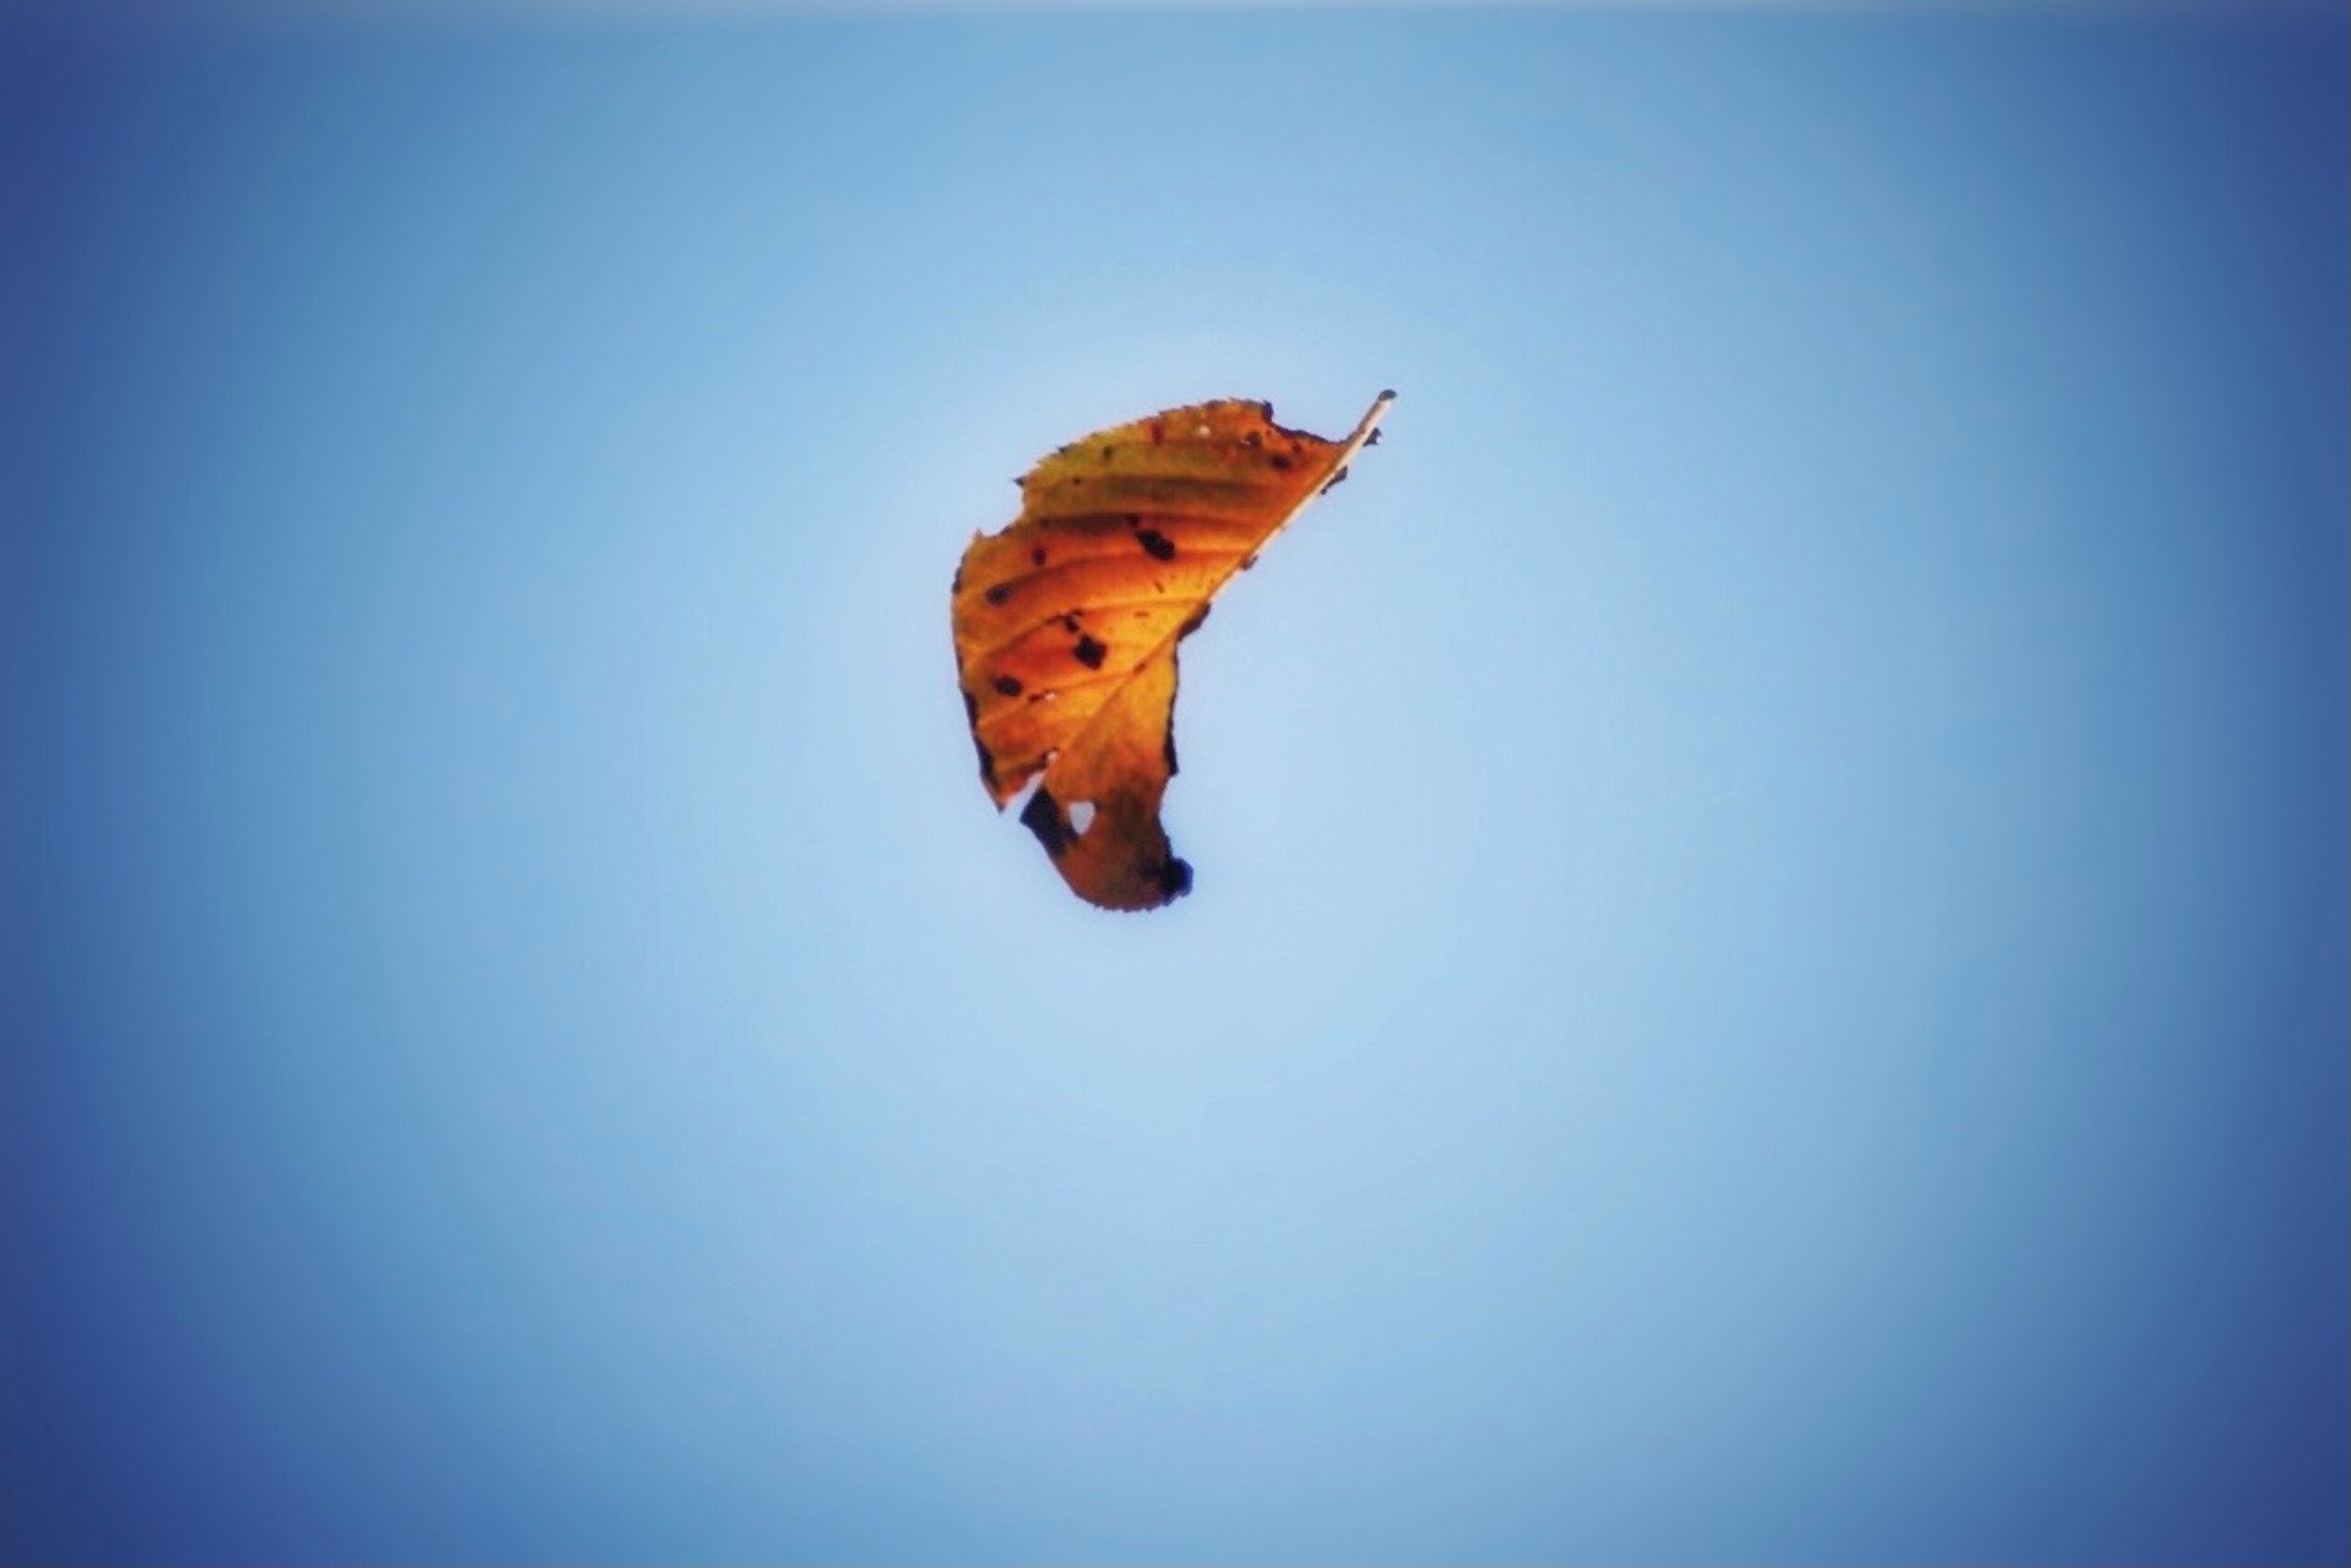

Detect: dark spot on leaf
1149,421,1164,445
961,689,978,725
1321,464,1349,493
1379,388,1396,400
1259,401,1275,420
1155,857,1193,899
1269,456,1292,472
1366,428,1382,446
1137,528,1176,561
985,584,1010,606
1100,446,1114,462
994,675,1024,697
1031,546,1046,566
1162,722,1179,777
1243,431,1261,448
1073,634,1108,670
1021,787,1071,860
1062,614,1081,633
1125,512,1141,528
1177,604,1210,639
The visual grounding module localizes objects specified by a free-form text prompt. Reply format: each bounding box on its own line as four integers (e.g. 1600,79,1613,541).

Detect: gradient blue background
4,5,2345,1562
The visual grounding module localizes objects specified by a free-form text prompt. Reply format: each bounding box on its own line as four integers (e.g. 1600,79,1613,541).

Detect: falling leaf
951,391,1393,910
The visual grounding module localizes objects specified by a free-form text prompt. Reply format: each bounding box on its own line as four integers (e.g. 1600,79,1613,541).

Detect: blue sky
4,5,2346,1562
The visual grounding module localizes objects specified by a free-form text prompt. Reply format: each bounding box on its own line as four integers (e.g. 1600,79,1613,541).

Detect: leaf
951,391,1393,910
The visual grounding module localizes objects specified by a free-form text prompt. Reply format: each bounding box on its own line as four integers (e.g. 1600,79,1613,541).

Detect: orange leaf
951,391,1393,910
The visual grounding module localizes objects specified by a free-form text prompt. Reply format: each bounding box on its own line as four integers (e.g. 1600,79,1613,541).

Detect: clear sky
4,4,2345,1562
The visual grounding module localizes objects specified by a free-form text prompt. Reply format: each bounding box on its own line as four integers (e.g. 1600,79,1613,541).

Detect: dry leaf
951,391,1393,909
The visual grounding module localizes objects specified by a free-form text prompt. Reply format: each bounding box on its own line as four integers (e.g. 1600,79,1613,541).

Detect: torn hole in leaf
1070,801,1096,836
